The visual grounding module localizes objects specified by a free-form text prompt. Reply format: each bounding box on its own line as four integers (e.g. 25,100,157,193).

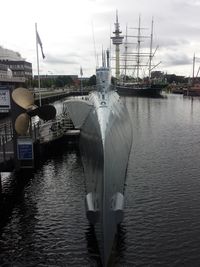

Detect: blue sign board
17,138,33,160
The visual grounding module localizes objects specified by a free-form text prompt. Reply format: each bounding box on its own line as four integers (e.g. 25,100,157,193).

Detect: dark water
1,94,200,266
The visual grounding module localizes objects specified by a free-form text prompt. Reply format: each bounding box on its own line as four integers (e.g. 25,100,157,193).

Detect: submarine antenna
92,21,99,68
106,49,110,68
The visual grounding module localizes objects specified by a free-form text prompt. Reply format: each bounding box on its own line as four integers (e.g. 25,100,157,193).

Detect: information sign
0,87,11,113
17,138,33,160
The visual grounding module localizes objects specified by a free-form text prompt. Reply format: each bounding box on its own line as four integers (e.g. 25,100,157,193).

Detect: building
0,62,26,86
0,63,8,78
151,71,165,79
0,46,32,82
0,46,24,61
1,60,32,81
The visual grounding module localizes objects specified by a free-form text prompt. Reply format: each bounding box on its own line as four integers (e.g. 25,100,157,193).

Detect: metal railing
36,115,75,143
0,121,13,145
0,121,14,163
0,115,76,167
0,114,75,145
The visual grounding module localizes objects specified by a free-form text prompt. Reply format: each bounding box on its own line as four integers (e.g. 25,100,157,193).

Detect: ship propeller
15,113,30,136
12,87,56,136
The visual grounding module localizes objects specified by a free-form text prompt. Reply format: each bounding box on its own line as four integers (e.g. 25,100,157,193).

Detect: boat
112,15,167,96
117,81,166,96
183,83,200,96
183,54,200,96
64,51,132,266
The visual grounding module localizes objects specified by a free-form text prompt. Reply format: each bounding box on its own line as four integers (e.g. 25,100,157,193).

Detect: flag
36,30,45,59
80,66,83,76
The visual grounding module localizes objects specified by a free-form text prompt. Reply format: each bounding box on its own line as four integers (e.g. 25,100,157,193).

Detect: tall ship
112,14,167,96
64,52,132,266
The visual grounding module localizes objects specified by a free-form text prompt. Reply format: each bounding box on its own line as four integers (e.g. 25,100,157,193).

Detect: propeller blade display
12,87,57,136
12,87,35,109
15,113,30,135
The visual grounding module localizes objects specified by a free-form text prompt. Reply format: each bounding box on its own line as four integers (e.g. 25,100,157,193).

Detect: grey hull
64,90,132,265
79,91,132,265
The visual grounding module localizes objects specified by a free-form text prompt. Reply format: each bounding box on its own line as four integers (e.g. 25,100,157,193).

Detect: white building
0,46,25,61
0,46,32,82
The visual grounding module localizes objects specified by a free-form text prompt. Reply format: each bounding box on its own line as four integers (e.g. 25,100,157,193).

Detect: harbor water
1,94,200,266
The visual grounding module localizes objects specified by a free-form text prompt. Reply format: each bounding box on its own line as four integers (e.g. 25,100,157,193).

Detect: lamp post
80,67,83,95
48,71,53,89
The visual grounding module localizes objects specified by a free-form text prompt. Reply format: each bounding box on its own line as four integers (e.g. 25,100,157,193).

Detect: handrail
0,121,13,144
0,113,75,147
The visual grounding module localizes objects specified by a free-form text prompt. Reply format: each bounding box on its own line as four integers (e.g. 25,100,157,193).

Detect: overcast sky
1,0,200,77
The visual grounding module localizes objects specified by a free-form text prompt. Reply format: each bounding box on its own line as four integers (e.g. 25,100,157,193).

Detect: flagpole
35,22,42,107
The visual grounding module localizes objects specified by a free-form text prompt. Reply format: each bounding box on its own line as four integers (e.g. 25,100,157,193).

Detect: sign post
10,86,34,170
17,137,34,169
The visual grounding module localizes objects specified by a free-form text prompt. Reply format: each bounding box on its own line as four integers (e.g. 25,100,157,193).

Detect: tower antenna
111,10,124,80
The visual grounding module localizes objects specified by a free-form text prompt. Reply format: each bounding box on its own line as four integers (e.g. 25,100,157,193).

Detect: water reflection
112,225,127,266
0,170,34,230
1,94,200,266
85,224,127,267
86,225,102,266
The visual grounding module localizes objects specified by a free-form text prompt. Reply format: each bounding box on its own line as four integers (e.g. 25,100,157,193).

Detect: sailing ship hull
117,84,165,96
65,90,132,266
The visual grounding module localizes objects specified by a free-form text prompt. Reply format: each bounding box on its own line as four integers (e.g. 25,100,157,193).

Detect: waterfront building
0,46,32,82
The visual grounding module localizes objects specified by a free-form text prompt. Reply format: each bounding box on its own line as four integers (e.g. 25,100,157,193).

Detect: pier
0,87,93,116
0,115,79,172
33,87,92,104
0,86,89,172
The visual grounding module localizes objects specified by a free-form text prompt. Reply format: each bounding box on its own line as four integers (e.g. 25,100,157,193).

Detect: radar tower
111,11,124,80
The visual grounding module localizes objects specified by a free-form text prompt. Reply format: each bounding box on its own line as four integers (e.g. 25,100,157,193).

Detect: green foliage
87,75,96,86
55,76,74,87
32,75,75,88
165,74,188,84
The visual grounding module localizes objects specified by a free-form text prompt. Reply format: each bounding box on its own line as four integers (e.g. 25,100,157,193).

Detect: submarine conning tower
96,49,111,94
96,67,111,94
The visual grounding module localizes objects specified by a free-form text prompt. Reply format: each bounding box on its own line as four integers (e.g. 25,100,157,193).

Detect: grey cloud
178,0,200,7
163,53,191,66
158,39,190,49
45,53,80,65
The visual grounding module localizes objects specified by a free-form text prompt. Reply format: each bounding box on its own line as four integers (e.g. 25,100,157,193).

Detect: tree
55,76,74,87
87,75,96,86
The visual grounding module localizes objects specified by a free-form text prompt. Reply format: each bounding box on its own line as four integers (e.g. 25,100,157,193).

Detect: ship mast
136,15,141,82
111,11,124,80
148,18,154,82
192,53,195,86
124,24,128,82
120,16,159,81
130,15,149,82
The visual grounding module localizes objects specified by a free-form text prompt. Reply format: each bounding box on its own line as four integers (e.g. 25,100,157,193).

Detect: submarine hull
80,91,132,265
